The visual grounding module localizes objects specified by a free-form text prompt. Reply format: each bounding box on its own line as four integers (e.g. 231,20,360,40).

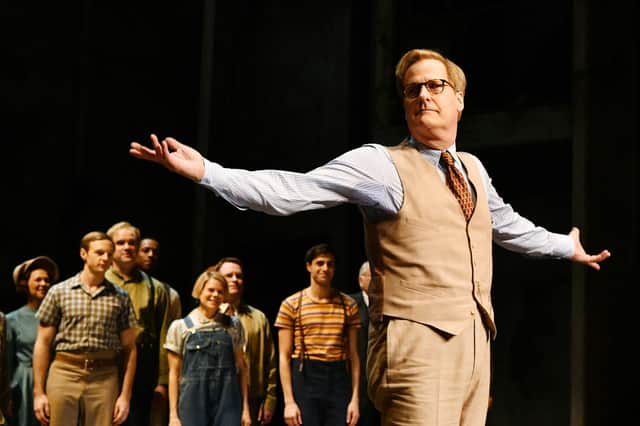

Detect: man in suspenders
274,244,361,426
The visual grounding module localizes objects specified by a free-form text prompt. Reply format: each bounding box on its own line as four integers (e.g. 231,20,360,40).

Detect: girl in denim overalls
165,271,251,426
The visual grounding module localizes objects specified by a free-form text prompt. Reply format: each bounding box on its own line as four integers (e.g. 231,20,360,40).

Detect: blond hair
106,221,141,243
191,270,228,299
395,49,467,97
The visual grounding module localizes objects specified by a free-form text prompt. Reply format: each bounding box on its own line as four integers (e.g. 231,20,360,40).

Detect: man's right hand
129,134,205,182
33,393,50,425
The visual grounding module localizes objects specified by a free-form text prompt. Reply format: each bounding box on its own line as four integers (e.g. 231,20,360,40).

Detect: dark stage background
1,1,637,425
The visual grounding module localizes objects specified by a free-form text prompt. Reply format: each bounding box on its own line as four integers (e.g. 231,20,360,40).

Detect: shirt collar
107,266,144,283
69,273,115,294
362,290,369,307
408,136,460,168
192,308,215,324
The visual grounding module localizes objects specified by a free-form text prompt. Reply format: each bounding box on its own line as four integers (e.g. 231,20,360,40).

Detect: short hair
106,221,141,243
395,48,467,97
358,261,370,276
304,243,335,264
212,257,244,272
140,236,160,244
80,231,113,251
191,270,228,299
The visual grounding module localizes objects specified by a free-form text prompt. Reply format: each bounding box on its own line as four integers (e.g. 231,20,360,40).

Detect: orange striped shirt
275,290,360,362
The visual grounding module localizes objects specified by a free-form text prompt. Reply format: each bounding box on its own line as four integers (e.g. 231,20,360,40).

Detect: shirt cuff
198,159,220,189
549,233,574,259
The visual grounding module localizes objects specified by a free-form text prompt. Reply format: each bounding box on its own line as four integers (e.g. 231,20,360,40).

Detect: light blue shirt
199,138,574,259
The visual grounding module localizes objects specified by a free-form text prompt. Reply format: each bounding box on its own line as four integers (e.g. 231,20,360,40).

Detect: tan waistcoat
364,142,496,338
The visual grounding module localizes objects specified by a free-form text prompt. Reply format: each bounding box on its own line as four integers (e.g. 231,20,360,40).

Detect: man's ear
456,91,465,113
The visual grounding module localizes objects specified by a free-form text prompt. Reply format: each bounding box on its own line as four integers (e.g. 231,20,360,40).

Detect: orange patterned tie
440,151,474,221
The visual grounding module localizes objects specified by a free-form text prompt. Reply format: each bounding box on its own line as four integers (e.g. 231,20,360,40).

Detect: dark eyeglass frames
402,79,455,99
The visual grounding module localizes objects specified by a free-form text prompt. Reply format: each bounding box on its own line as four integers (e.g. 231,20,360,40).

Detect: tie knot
440,151,455,167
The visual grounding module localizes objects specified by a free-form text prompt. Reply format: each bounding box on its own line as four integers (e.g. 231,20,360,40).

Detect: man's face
358,268,371,294
218,261,244,299
306,254,335,287
402,58,464,148
111,228,138,267
137,238,160,272
81,239,114,274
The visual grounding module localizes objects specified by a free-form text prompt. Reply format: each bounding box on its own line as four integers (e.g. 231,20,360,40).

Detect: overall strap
183,315,194,329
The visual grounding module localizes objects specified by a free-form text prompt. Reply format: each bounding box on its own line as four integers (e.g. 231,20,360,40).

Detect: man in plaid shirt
32,231,137,426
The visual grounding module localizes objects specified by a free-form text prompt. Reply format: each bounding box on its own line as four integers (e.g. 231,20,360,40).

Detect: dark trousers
124,340,157,426
291,359,350,426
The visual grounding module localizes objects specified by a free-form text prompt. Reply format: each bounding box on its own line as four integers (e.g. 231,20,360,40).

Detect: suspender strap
297,290,307,372
140,270,155,311
296,289,349,372
183,315,194,329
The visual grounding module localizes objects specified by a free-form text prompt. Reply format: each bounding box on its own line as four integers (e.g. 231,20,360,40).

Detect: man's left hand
569,227,611,270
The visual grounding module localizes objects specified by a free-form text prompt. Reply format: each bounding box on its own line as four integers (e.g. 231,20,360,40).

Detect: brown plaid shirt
36,273,137,352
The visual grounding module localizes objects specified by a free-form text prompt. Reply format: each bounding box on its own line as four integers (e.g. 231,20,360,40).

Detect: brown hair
304,243,335,264
211,257,244,272
80,231,113,251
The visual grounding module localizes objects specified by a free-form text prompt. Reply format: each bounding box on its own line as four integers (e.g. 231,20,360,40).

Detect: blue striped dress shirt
198,138,573,259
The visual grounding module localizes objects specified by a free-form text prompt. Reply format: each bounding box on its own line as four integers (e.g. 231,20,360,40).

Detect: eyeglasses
402,79,455,99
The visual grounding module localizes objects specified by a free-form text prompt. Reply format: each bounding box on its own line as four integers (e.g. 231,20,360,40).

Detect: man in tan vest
129,48,611,425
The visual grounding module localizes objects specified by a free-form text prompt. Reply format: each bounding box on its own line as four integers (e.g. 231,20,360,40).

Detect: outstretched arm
131,136,402,217
568,227,611,271
130,134,205,181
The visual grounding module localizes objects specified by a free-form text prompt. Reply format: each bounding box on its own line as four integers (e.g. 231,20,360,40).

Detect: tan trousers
368,309,490,426
46,353,119,426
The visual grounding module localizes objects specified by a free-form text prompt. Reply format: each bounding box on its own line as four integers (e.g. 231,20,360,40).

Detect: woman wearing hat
5,256,58,426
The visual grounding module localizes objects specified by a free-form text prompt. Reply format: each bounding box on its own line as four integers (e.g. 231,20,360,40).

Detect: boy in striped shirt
275,243,360,426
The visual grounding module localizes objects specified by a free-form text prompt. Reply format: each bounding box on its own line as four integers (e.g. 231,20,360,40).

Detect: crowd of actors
0,221,379,426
